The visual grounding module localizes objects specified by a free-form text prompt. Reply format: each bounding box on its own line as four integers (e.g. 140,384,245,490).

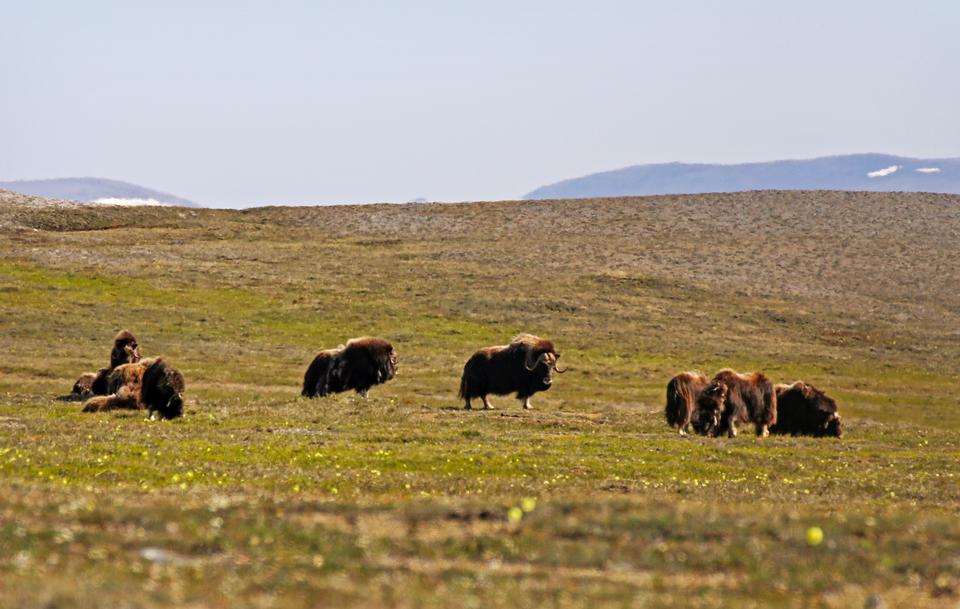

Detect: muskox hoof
464,402,472,410
758,425,769,438
678,427,688,436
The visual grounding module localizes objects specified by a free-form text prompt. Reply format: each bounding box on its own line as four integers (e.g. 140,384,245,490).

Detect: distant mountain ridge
524,154,960,200
0,177,196,207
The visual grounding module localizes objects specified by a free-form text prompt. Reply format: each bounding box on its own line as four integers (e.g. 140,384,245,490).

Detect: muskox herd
70,330,186,420
665,369,843,438
70,330,843,438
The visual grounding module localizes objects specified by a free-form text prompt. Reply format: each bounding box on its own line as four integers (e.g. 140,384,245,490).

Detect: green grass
1,190,959,608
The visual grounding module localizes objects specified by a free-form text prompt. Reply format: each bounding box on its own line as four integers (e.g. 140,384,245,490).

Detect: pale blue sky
1,1,957,207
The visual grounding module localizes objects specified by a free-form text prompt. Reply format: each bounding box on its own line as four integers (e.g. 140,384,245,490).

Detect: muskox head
824,414,844,439
694,380,727,437
521,340,566,387
795,382,842,438
110,330,141,369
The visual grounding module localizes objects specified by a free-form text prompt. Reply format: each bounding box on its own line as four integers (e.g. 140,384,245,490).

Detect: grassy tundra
0,189,958,608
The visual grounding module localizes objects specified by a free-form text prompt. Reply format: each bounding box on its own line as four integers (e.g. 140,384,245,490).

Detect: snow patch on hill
92,197,172,207
867,165,900,178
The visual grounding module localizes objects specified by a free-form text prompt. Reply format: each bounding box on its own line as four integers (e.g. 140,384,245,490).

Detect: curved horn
524,352,547,371
553,363,567,373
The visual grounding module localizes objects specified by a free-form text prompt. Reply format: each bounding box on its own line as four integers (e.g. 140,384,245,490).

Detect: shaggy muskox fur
110,330,141,369
107,360,150,395
71,372,98,399
301,337,398,398
302,347,343,397
81,384,140,413
459,334,565,410
665,372,727,435
697,369,778,437
140,357,186,420
770,382,843,438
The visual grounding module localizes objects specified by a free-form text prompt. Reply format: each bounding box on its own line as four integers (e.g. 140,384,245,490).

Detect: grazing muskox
110,330,141,369
770,382,843,438
302,337,398,398
140,357,186,420
459,334,565,410
665,371,727,435
697,369,778,437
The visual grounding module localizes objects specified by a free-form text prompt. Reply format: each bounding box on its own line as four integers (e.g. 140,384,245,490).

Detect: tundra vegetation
0,189,958,608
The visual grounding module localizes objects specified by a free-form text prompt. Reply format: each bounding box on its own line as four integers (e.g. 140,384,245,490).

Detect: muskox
697,369,778,437
459,334,565,410
302,337,398,398
82,384,140,413
665,371,728,435
140,357,186,420
70,372,98,399
770,382,843,438
71,330,142,398
110,330,141,369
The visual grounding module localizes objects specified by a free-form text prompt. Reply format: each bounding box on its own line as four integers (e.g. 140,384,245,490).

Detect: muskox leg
359,389,369,399
463,398,472,410
522,397,532,410
727,419,738,438
481,396,494,410
756,423,769,437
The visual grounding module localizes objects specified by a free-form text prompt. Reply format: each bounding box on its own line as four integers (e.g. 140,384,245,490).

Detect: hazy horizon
2,1,958,208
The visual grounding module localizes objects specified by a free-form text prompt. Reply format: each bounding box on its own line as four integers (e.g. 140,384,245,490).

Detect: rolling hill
525,153,960,199
0,177,197,207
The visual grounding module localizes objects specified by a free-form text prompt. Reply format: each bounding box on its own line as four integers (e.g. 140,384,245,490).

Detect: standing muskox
770,382,843,438
302,337,398,398
459,334,565,410
665,371,728,435
697,369,778,437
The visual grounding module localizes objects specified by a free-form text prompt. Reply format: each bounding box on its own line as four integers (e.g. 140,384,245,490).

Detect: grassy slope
0,190,958,608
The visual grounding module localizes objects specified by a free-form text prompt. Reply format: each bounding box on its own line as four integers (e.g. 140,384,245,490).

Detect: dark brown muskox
459,334,565,410
665,371,728,435
697,369,778,438
70,372,98,399
770,382,843,438
110,330,141,369
140,357,186,420
70,367,111,398
302,337,398,398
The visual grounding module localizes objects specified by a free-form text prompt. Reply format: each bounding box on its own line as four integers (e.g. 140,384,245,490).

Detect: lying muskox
302,337,398,398
459,334,565,410
770,382,843,438
665,371,727,435
696,369,778,437
70,330,142,399
82,357,186,420
71,372,99,399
